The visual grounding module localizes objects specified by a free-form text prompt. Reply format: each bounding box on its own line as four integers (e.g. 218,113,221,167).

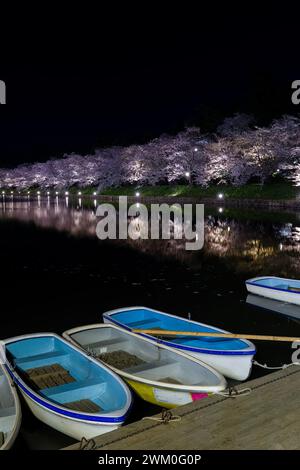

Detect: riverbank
64,365,300,450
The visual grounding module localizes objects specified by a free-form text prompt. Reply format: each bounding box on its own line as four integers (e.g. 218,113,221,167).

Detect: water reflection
1,200,300,276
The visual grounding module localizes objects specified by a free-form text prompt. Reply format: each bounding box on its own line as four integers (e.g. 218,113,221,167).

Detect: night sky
0,10,299,168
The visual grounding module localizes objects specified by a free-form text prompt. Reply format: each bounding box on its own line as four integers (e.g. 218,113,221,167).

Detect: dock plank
63,366,300,450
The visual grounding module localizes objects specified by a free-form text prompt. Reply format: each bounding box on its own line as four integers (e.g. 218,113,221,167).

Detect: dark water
1,197,300,449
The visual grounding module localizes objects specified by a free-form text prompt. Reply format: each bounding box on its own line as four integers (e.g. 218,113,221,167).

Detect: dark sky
0,9,299,168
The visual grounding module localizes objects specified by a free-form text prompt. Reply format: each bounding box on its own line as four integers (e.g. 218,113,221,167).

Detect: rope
253,360,300,370
142,408,181,424
215,386,251,398
79,437,96,450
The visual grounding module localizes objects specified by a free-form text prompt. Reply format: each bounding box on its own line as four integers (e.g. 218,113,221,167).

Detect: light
194,147,198,152
2,191,5,195
27,191,30,194
279,243,283,251
218,193,224,199
93,192,97,196
47,191,50,195
37,191,40,195
11,191,13,195
218,207,223,213
55,191,59,195
78,191,82,196
65,191,69,196
185,172,190,178
135,192,140,197
227,226,231,232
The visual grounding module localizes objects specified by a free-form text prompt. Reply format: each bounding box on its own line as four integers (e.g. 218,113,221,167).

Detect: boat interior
5,336,128,414
108,308,248,351
251,277,300,291
0,366,16,448
69,326,222,387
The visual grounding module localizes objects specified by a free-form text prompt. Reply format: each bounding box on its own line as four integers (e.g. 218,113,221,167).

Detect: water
1,197,300,449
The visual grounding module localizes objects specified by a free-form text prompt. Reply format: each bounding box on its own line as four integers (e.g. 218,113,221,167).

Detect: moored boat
0,363,21,450
63,323,227,409
102,307,256,381
246,276,300,306
4,333,132,440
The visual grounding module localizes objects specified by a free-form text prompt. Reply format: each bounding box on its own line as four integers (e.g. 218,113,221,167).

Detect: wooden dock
64,365,300,450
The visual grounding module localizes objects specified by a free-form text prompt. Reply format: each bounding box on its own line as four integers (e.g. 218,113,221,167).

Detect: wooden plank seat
64,399,101,413
0,431,4,447
24,363,75,390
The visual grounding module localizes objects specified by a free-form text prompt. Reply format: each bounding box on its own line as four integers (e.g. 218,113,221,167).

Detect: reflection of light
218,207,223,213
136,202,140,208
227,226,230,231
218,193,224,199
135,192,140,197
94,199,97,208
279,243,283,251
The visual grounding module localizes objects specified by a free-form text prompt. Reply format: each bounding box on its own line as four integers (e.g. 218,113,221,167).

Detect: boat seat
86,337,128,351
41,378,106,405
15,351,70,371
0,432,4,447
124,359,175,374
126,318,162,329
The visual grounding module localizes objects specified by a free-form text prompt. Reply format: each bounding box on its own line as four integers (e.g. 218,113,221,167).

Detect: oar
132,329,300,343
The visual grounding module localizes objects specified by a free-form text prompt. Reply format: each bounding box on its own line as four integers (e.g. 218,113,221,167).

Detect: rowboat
247,293,300,320
4,333,132,440
102,307,256,381
246,276,300,306
0,363,21,450
63,324,227,409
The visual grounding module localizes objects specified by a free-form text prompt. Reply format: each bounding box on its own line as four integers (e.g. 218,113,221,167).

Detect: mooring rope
253,360,300,370
79,436,96,450
142,408,181,424
215,386,251,398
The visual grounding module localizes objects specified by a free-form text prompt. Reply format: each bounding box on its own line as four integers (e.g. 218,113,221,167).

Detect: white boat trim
0,364,21,450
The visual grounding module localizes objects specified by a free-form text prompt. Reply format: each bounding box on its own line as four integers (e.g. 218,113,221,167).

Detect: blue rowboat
102,307,256,381
246,276,300,306
4,333,132,440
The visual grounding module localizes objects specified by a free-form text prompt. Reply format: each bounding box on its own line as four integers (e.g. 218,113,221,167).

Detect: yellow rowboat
63,324,227,409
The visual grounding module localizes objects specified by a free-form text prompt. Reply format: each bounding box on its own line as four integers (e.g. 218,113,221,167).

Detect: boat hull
246,278,300,306
20,390,119,440
126,379,209,408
